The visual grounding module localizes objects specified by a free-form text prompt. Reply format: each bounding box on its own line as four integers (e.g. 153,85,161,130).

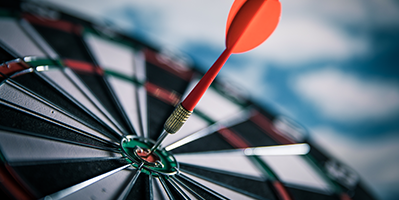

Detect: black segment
10,158,128,198
126,173,150,200
74,72,132,134
31,24,93,62
230,120,280,147
162,177,185,200
307,142,330,165
171,132,234,154
0,44,16,64
0,104,115,149
12,73,119,140
286,186,338,200
180,163,277,200
176,175,224,200
351,183,376,200
146,62,188,95
147,95,175,140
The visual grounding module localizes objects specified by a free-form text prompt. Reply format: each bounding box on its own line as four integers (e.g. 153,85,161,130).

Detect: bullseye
120,135,179,176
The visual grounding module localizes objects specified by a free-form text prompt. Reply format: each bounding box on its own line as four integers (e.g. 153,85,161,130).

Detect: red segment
0,61,30,78
0,164,35,200
62,59,103,75
137,150,160,163
251,111,296,144
273,181,292,200
23,14,82,34
181,48,232,111
145,82,181,106
340,193,352,200
145,49,193,81
218,127,249,148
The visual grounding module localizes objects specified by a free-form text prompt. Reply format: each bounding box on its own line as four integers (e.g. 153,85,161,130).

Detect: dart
149,0,282,154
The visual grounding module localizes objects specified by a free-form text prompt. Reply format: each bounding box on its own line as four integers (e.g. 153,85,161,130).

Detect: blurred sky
38,0,399,199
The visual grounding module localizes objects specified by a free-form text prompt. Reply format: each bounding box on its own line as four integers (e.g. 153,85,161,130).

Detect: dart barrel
163,103,192,134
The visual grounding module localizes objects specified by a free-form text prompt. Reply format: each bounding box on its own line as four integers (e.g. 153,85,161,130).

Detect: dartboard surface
0,1,375,200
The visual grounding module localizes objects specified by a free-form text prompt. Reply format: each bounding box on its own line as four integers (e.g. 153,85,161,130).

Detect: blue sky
43,0,399,199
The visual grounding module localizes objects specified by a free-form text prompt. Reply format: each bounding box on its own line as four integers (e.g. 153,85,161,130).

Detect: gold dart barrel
163,103,192,134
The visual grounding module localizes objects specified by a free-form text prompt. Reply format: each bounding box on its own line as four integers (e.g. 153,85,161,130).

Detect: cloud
311,127,399,200
45,0,399,67
292,68,399,122
251,17,369,66
222,59,273,101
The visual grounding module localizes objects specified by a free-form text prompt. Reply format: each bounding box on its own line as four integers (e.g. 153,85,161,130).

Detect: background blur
37,0,399,199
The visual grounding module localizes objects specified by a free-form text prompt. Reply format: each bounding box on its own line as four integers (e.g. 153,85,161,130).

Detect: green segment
104,69,143,86
121,136,178,176
24,57,63,67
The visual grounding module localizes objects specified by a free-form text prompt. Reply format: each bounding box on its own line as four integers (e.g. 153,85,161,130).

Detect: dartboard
0,1,375,200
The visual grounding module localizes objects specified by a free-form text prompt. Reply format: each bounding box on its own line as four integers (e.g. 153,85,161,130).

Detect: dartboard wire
11,15,128,138
18,18,59,60
60,63,128,137
2,14,127,138
301,154,347,197
143,77,290,199
134,50,149,138
102,67,146,138
0,126,120,153
7,157,124,168
180,167,267,200
35,65,126,138
0,131,122,165
0,40,19,59
177,171,243,200
1,78,121,142
186,112,292,200
78,26,138,137
165,176,192,200
83,25,147,137
152,175,170,200
250,112,349,197
41,164,131,200
165,108,254,151
20,13,130,137
116,162,144,200
158,175,176,200
0,99,120,147
170,176,206,200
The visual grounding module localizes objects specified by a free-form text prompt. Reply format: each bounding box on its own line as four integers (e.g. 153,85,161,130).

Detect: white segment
134,51,148,137
169,178,199,199
261,155,333,193
19,19,59,60
84,33,135,78
0,82,113,142
134,51,146,82
0,130,119,162
107,76,142,136
153,177,170,200
174,152,264,178
62,169,133,200
40,68,124,135
137,86,148,137
196,87,243,122
161,114,209,148
0,18,47,57
181,171,255,200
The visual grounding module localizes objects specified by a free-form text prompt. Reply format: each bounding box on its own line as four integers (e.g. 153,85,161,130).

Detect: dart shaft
148,130,168,154
181,48,232,111
148,104,193,154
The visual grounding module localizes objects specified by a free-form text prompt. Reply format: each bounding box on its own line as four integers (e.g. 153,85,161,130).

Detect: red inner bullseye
136,148,161,163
